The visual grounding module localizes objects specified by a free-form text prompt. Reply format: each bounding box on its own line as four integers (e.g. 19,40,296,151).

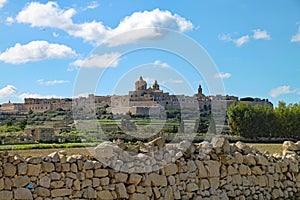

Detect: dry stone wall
1,138,300,199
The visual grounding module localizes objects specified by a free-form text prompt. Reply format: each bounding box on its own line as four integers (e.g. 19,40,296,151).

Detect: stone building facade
0,76,273,115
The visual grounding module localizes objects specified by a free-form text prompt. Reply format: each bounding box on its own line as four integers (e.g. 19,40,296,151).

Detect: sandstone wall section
0,138,299,199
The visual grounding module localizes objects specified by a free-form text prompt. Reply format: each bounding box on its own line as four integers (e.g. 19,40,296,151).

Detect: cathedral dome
135,76,147,91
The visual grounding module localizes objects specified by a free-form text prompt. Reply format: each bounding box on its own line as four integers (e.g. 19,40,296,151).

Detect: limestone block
39,176,51,188
14,188,33,200
148,173,167,186
195,160,208,178
227,166,238,176
42,162,55,172
95,169,109,177
204,160,220,177
114,173,128,183
115,183,129,199
34,187,50,197
186,182,199,192
282,141,300,151
17,163,27,175
209,177,220,189
200,179,210,190
51,189,72,198
3,163,16,177
12,176,30,187
0,190,13,200
211,137,230,154
130,193,150,200
238,164,251,176
27,157,42,164
163,163,178,176
128,174,142,185
255,155,269,166
27,164,41,176
97,190,114,200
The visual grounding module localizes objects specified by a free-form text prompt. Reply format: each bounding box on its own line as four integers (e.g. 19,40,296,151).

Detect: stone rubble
0,137,300,199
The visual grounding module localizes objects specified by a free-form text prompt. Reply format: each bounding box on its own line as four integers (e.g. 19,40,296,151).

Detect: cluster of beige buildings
0,76,273,115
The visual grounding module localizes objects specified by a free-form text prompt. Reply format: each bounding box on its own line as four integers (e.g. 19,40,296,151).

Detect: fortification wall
0,138,299,199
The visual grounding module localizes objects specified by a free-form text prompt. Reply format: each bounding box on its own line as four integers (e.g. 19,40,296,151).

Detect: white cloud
252,29,271,40
0,85,17,100
153,60,170,68
86,1,99,10
0,0,7,8
6,17,14,25
18,93,61,100
71,52,121,68
37,79,69,86
0,40,76,64
234,35,250,47
291,24,300,42
292,34,300,42
16,2,193,45
214,72,231,79
269,85,300,98
218,34,233,42
52,32,59,37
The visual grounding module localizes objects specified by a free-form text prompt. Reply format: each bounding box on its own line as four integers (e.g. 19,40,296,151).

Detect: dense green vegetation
228,101,300,138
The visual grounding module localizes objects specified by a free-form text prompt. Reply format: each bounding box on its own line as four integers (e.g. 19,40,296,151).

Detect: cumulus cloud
0,85,17,100
291,34,300,42
18,93,61,100
235,35,250,47
0,0,7,8
0,40,76,64
37,79,69,86
71,52,121,68
291,24,300,42
214,72,231,79
6,17,14,25
16,2,193,45
219,29,271,47
269,85,300,98
153,60,170,68
252,29,271,40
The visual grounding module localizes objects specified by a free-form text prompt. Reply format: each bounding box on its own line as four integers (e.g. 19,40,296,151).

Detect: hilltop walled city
0,76,273,115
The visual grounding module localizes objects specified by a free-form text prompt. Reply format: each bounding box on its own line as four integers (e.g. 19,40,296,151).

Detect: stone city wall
0,138,300,199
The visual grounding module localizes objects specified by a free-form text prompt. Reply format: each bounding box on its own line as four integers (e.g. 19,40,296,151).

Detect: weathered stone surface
211,137,230,154
95,142,121,158
186,182,199,192
115,183,129,199
227,166,238,176
17,163,27,175
14,188,33,200
35,187,50,197
0,191,13,200
12,176,30,187
50,172,61,180
41,162,54,172
196,160,208,178
256,155,269,165
282,141,300,151
130,193,150,200
200,179,210,190
84,160,94,170
39,176,51,188
97,190,114,200
148,173,167,186
114,173,128,183
94,169,109,177
3,163,16,177
27,164,41,176
243,155,256,166
209,177,220,189
51,189,72,197
204,160,220,177
148,136,165,149
128,174,142,185
163,163,178,176
27,157,42,164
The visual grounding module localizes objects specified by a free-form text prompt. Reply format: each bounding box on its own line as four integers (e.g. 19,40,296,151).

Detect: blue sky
0,0,300,106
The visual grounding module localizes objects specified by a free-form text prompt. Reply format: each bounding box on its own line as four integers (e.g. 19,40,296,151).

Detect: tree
19,119,27,130
5,119,12,127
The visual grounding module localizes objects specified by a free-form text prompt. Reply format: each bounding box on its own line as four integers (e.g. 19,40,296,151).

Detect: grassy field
2,142,283,158
248,143,282,155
